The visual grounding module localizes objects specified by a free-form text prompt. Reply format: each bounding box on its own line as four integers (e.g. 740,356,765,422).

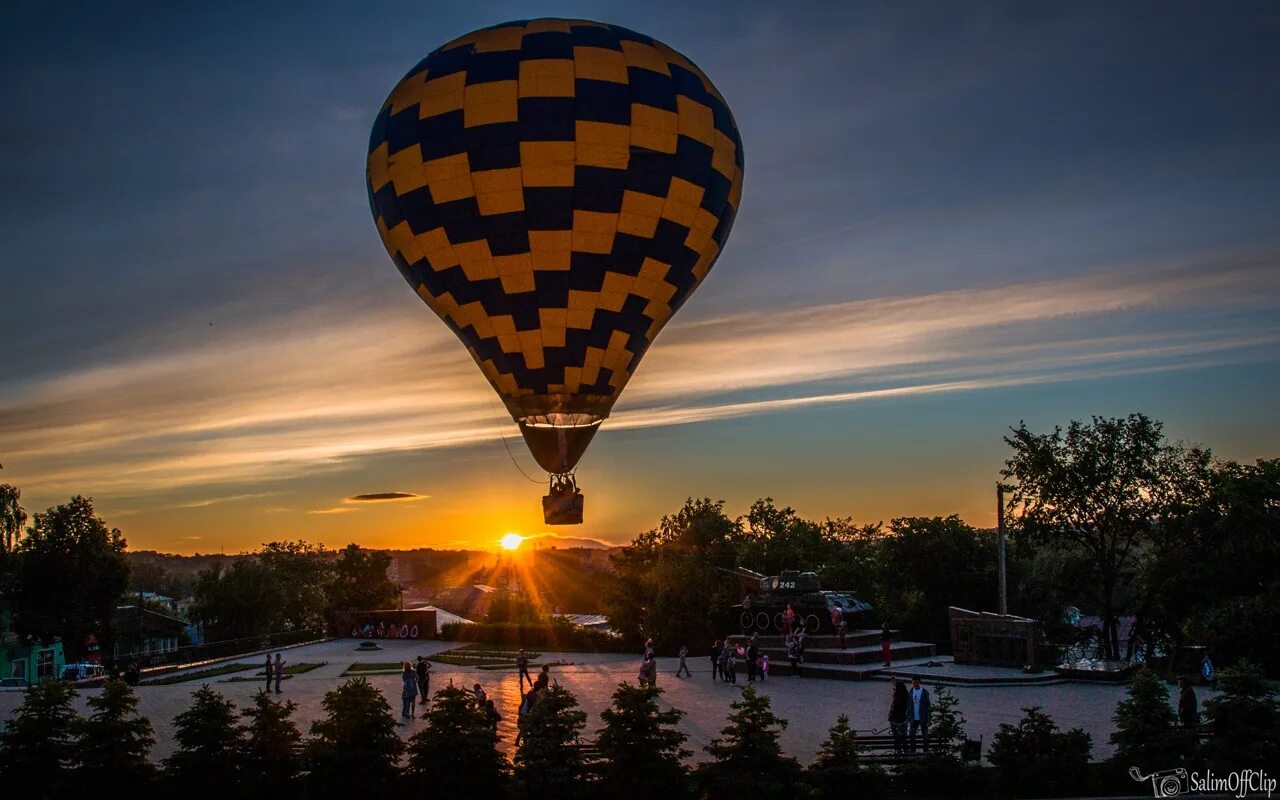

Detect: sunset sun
499,533,524,551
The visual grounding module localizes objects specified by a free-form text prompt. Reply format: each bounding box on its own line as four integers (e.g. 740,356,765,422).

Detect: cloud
344,492,426,502
0,256,1276,501
308,507,356,515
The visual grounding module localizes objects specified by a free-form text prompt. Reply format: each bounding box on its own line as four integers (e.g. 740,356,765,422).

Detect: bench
853,733,982,766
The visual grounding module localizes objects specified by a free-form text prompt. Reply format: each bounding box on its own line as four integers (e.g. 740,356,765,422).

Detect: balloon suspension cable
487,393,545,485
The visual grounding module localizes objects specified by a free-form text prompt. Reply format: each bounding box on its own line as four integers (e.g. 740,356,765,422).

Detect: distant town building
1,606,65,685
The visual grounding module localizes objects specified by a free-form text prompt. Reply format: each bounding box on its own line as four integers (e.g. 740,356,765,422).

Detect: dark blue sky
2,2,1278,551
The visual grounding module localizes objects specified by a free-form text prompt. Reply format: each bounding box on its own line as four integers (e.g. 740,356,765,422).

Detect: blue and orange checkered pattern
367,18,744,424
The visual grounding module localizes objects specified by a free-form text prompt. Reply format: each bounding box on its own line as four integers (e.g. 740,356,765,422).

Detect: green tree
0,680,80,791
738,498,840,575
515,683,591,799
596,682,689,799
697,685,801,800
0,483,26,556
240,690,302,797
926,684,968,761
258,540,331,631
73,679,155,797
873,516,997,642
10,496,130,657
305,677,403,797
406,683,507,797
1201,660,1280,771
1002,414,1205,659
164,685,244,793
988,706,1092,797
327,543,399,618
603,498,741,652
190,558,283,640
1109,667,1180,771
807,713,888,799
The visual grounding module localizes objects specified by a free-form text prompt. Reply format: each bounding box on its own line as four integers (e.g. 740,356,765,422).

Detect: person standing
907,676,931,754
760,653,769,680
644,639,655,660
1177,677,1199,728
415,656,432,703
888,680,910,755
787,635,802,677
782,604,796,638
746,638,759,682
638,655,650,686
400,662,418,719
710,640,722,681
644,653,658,687
717,644,731,683
831,605,847,650
517,648,533,690
273,653,284,694
484,699,501,731
881,624,893,667
676,644,691,678
1200,653,1214,685
264,654,273,692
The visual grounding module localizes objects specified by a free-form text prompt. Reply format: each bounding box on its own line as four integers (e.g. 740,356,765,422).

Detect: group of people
262,652,286,694
513,661,554,745
886,676,932,754
637,639,659,686
709,635,771,683
398,655,433,718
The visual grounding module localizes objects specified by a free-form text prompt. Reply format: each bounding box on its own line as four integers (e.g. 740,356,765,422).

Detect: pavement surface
0,638,1200,764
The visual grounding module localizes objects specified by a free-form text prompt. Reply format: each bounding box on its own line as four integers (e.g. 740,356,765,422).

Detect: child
677,644,691,678
761,653,770,680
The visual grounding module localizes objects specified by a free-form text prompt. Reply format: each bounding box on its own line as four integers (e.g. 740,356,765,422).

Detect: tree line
604,415,1280,675
2,659,1275,799
0,488,401,658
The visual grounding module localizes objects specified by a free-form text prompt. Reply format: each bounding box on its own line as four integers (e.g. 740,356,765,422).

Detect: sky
2,1,1278,554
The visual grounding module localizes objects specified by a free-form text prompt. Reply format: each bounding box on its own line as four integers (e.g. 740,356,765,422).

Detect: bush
74,679,155,798
515,683,591,799
164,685,244,793
697,686,802,800
406,683,508,797
240,690,303,795
988,706,1092,797
596,682,689,799
806,714,888,800
441,618,630,652
1110,667,1183,772
1201,660,1280,771
0,680,80,792
305,677,403,797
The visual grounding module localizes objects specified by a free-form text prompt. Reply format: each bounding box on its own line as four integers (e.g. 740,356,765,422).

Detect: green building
1,606,65,685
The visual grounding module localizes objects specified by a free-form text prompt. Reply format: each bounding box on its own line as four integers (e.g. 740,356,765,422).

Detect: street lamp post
997,483,1008,616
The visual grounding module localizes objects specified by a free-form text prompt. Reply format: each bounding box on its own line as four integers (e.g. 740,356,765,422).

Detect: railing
112,628,324,669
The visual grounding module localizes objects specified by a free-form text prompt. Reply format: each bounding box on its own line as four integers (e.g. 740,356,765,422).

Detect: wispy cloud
1,257,1276,501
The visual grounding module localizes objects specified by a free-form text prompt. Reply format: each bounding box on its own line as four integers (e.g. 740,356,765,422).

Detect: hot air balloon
367,18,744,523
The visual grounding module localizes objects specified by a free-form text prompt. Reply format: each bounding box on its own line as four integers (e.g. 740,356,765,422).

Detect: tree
1002,415,1206,659
305,677,403,796
1201,660,1280,771
258,540,331,632
988,706,1092,797
873,516,997,642
73,679,155,798
515,683,591,799
327,543,399,618
1109,667,1180,772
190,558,283,640
0,680,80,791
603,498,742,652
0,483,26,555
807,713,888,799
240,690,302,796
595,682,689,799
164,685,244,793
9,496,130,657
926,684,968,761
738,498,842,576
406,683,508,797
697,685,801,799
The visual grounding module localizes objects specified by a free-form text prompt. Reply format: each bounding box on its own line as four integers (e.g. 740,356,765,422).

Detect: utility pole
997,483,1008,616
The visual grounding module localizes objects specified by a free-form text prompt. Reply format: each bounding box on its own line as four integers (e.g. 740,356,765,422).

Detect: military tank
722,567,873,634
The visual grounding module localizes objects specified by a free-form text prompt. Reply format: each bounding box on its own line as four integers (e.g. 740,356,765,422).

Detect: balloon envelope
367,18,744,473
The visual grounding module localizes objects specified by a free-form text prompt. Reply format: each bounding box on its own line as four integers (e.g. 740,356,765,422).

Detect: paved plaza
0,638,1192,763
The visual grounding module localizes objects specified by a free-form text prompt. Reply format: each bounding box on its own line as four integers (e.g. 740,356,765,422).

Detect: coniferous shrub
406,682,508,798
73,679,155,798
305,677,404,797
164,685,245,793
515,683,592,799
988,706,1092,798
0,680,80,792
595,682,689,799
240,690,303,797
696,685,803,800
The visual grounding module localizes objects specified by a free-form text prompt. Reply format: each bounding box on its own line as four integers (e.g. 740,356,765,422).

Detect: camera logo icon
1129,766,1189,797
